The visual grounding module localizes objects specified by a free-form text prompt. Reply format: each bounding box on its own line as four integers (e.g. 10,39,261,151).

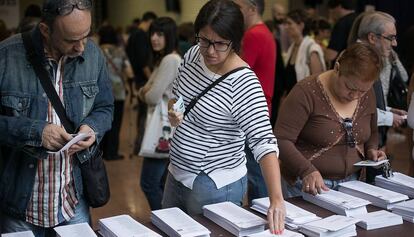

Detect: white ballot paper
302,215,359,232
151,207,210,237
302,189,370,217
375,172,414,198
2,231,35,237
47,132,94,154
99,214,161,237
354,210,403,230
54,223,97,237
354,159,389,167
338,180,408,209
173,96,185,113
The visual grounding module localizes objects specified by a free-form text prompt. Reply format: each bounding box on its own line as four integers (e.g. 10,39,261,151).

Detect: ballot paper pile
338,180,408,209
353,210,403,230
54,223,97,237
251,197,321,229
375,172,414,198
99,215,161,237
392,199,414,223
299,215,358,237
151,207,210,237
302,189,370,217
1,231,35,237
203,202,266,237
247,229,304,237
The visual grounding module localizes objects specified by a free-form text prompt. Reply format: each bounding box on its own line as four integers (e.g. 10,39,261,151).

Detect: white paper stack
375,172,414,198
1,231,35,237
392,199,414,223
247,229,304,237
203,202,266,237
54,223,97,237
251,197,321,229
353,210,403,230
99,214,161,237
299,215,358,237
151,207,210,237
302,189,370,217
338,180,408,209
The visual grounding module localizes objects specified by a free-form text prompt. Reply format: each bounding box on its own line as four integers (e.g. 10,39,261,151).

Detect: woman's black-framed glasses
342,118,356,148
43,0,92,16
195,36,232,52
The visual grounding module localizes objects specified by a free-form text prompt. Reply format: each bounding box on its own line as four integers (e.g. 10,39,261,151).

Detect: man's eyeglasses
195,36,232,52
376,34,397,43
342,118,356,148
43,1,92,16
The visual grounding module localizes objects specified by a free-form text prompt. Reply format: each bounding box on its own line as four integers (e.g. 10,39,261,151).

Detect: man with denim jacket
0,0,113,235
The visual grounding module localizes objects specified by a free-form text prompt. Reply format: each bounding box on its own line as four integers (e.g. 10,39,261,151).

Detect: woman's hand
267,198,286,235
168,99,183,127
302,171,329,195
367,149,387,161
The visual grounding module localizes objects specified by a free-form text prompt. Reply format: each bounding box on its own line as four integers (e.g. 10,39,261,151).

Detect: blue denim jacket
0,28,114,219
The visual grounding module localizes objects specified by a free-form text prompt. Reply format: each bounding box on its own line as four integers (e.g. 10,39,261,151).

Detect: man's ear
334,61,340,73
367,32,377,44
39,22,50,38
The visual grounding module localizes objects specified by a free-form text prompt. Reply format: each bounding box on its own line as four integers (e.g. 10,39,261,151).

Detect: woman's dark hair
98,24,119,45
287,9,312,36
194,0,244,53
149,17,178,66
311,18,331,36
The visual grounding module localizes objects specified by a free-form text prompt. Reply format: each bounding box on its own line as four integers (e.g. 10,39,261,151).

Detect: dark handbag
387,63,408,110
22,32,110,208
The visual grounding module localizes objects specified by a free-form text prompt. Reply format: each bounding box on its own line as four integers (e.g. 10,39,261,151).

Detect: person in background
406,73,414,177
352,11,408,183
98,24,134,160
271,2,290,53
138,17,181,210
325,0,358,66
275,43,386,198
283,9,326,95
234,0,276,204
0,0,114,235
17,4,42,33
125,11,157,156
311,18,332,68
177,22,195,56
166,0,285,234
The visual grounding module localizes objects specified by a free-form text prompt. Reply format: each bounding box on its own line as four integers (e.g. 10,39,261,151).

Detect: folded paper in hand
47,132,95,154
353,159,389,167
173,96,185,113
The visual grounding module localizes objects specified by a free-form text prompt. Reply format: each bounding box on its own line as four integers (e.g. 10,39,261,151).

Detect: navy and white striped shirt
169,46,278,189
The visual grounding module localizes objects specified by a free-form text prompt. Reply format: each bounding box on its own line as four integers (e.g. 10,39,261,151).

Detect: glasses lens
215,42,230,52
56,1,92,15
197,37,210,48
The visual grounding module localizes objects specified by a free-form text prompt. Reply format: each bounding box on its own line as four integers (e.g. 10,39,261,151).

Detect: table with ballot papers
3,174,414,237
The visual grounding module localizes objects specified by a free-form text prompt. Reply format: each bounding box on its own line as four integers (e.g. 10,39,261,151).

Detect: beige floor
90,94,414,229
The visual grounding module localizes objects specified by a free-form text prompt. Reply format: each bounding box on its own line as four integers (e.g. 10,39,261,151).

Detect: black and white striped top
169,46,278,189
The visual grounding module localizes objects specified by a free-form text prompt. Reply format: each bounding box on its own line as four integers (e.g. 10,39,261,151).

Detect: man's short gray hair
357,11,395,40
245,0,265,15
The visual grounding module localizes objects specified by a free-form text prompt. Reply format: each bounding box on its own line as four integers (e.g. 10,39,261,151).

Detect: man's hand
302,171,329,195
68,125,96,156
42,124,73,151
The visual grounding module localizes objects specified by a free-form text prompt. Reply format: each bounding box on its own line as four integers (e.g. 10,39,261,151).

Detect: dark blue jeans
140,158,169,210
245,144,268,204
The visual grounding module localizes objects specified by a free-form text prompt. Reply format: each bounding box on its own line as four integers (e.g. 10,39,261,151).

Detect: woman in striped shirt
165,0,285,235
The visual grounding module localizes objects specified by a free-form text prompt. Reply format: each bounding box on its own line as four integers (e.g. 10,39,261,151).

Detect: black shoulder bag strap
184,66,249,117
21,32,75,133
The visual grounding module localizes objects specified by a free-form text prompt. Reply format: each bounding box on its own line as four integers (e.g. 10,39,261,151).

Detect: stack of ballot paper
203,202,267,237
338,180,408,209
299,215,358,237
54,223,96,237
247,229,304,237
302,189,370,217
151,207,210,237
99,214,161,237
2,231,35,237
392,199,414,223
251,197,321,229
353,210,403,230
375,172,414,198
